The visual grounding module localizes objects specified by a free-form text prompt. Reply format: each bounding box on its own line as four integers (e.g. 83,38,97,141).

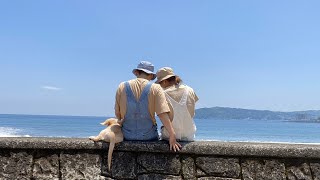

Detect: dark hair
166,75,182,85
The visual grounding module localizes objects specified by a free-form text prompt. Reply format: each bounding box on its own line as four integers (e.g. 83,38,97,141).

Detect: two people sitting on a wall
114,61,198,152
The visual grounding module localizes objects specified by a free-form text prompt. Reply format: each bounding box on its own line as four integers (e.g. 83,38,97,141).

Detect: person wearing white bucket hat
114,61,181,151
156,67,199,141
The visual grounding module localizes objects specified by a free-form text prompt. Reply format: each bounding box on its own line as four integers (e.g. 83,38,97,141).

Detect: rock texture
0,137,320,179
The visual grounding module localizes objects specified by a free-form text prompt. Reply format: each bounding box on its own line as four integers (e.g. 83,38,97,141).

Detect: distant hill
195,107,320,122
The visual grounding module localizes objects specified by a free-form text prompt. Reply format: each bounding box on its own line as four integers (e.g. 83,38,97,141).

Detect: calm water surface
1,114,319,144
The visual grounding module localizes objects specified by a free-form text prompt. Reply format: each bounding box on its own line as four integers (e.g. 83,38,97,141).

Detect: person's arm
114,84,122,120
158,112,181,152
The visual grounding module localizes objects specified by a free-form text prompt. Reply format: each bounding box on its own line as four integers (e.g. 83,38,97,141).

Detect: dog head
100,118,118,126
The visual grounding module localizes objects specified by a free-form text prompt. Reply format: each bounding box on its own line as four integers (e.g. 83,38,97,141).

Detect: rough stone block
102,151,137,179
60,151,104,180
198,177,240,180
32,152,59,180
286,161,312,180
197,168,207,176
182,156,195,179
196,157,240,178
311,163,320,180
137,153,181,175
0,151,33,180
138,173,182,180
242,159,286,180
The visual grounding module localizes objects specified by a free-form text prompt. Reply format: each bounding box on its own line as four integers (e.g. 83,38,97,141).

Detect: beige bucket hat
155,67,176,83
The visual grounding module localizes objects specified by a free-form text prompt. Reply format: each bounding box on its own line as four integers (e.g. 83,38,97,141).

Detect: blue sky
1,1,320,116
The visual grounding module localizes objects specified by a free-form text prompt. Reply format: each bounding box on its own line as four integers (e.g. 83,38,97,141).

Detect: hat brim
155,74,175,84
132,68,156,80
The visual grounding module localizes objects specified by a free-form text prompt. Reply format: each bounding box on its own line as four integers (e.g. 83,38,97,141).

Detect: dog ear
100,119,110,126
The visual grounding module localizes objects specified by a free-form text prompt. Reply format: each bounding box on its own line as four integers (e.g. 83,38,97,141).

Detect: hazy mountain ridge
195,107,320,122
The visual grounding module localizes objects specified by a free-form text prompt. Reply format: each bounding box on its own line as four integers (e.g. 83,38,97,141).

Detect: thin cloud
42,86,62,91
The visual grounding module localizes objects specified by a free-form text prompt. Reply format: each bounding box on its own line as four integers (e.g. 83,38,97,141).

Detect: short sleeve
153,84,170,115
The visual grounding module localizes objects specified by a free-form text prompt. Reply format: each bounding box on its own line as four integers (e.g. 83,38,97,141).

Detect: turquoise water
0,114,319,143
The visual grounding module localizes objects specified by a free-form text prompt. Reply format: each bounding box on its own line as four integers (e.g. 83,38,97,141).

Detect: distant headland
195,107,320,122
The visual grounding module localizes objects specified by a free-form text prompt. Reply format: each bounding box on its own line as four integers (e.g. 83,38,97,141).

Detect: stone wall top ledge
0,137,319,159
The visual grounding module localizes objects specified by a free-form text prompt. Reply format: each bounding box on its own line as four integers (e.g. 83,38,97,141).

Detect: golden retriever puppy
89,118,123,171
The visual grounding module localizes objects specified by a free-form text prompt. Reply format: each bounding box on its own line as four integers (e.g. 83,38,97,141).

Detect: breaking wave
0,127,31,137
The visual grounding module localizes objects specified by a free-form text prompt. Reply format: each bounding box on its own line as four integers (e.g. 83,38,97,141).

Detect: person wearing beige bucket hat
114,61,181,151
156,67,199,141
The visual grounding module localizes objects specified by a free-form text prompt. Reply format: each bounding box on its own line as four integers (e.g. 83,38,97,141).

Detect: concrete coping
0,137,320,159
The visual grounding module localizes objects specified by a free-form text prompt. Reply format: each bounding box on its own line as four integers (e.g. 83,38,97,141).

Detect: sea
1,114,320,144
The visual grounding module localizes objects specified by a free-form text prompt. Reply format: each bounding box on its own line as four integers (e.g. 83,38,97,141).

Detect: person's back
156,67,199,141
114,61,181,151
164,84,198,119
115,78,164,140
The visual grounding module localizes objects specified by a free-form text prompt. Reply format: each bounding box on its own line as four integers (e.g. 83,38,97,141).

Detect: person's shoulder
180,84,194,92
116,82,125,93
151,83,162,90
179,84,187,89
183,84,198,101
118,79,134,89
149,83,164,96
182,84,198,98
128,78,138,84
121,79,140,86
118,81,127,87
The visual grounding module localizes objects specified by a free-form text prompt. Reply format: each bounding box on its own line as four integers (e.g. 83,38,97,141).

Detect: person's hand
169,135,182,152
157,113,181,151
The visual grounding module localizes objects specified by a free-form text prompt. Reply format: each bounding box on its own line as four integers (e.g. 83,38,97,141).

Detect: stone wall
0,137,320,180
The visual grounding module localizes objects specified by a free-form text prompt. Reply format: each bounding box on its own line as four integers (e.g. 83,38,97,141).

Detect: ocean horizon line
2,106,320,118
